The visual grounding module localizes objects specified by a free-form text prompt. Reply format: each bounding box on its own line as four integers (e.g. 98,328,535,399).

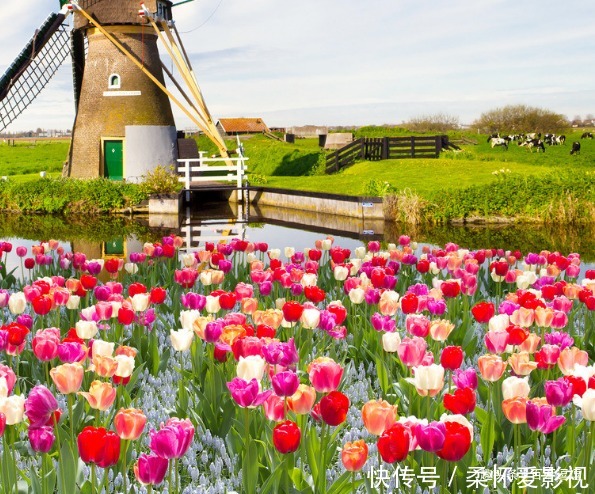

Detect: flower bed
0,236,593,493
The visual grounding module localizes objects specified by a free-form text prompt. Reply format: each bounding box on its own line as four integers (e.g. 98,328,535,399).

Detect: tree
473,105,568,134
405,113,460,133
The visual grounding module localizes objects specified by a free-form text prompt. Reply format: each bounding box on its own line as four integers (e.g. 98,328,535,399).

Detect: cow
581,132,593,139
544,133,554,145
487,132,500,143
570,141,581,155
553,135,566,145
520,139,546,152
525,132,541,140
489,137,508,150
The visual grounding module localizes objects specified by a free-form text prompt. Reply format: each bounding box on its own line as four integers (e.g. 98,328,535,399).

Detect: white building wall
124,125,177,181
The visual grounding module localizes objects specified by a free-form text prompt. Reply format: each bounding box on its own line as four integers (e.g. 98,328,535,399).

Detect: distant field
1,132,593,196
0,139,68,178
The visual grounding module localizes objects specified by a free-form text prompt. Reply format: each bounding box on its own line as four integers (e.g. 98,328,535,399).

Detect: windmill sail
0,12,70,131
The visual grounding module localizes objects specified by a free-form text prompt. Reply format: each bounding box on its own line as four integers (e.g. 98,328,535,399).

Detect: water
1,201,595,271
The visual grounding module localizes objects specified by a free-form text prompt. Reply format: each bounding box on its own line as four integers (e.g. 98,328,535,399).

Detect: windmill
0,0,229,180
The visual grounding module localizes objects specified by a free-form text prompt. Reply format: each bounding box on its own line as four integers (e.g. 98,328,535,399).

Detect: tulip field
0,235,593,494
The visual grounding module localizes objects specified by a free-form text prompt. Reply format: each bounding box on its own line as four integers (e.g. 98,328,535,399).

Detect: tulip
319,391,350,426
134,454,169,486
471,301,495,323
272,420,301,454
416,421,446,452
271,371,300,397
263,394,285,421
287,384,317,415
544,378,574,407
24,385,59,428
484,330,509,354
453,368,478,390
526,400,565,434
0,365,17,395
440,346,464,370
170,328,194,352
436,421,472,461
429,319,455,342
478,354,507,382
341,440,368,471
29,426,56,453
227,377,271,408
0,395,25,425
405,314,430,338
78,380,117,411
501,376,530,400
32,328,61,361
77,426,121,468
57,342,86,363
149,417,195,459
558,347,589,375
406,364,445,397
502,397,528,424
114,408,147,440
377,423,410,463
508,352,538,376
75,320,98,340
92,355,119,378
262,339,298,367
362,399,398,436
382,332,401,352
397,337,427,368
50,363,84,394
307,357,343,393
443,387,476,415
579,389,595,421
237,355,266,382
8,292,27,314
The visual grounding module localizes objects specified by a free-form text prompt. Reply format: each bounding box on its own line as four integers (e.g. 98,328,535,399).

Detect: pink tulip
28,426,56,453
405,315,430,338
271,371,299,397
544,378,574,407
550,311,568,329
397,337,427,368
262,339,299,367
57,342,87,363
32,328,61,362
484,330,509,354
149,417,194,459
226,377,272,408
24,385,59,428
453,368,478,390
416,421,446,452
526,400,565,434
134,453,169,486
263,394,285,421
307,357,343,393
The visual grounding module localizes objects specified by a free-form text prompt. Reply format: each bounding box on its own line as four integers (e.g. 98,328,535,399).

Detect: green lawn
0,140,68,177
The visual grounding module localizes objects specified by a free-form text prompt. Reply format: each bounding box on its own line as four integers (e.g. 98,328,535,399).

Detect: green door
104,140,123,180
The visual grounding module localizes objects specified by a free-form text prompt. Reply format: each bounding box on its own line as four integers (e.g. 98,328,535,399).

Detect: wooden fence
326,135,448,173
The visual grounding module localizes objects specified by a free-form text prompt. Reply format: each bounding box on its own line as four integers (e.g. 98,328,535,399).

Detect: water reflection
1,203,595,265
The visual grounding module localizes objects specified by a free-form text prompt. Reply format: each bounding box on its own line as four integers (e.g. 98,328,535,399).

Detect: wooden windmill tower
0,0,229,180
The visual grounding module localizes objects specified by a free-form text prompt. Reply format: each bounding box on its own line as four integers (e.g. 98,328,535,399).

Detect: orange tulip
508,352,538,376
50,363,84,394
252,309,284,330
478,354,507,382
502,397,528,424
92,354,119,378
429,320,455,342
219,324,247,347
361,399,398,436
534,307,554,328
518,333,541,353
558,347,589,375
114,408,147,440
240,298,258,315
115,346,138,358
341,440,368,472
510,307,535,328
287,384,317,415
79,380,117,411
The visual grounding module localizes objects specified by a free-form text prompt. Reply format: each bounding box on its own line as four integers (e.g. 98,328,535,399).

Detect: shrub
384,189,429,224
363,179,396,197
139,165,183,195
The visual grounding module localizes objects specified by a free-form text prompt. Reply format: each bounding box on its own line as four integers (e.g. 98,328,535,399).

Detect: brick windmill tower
0,0,229,180
68,0,178,180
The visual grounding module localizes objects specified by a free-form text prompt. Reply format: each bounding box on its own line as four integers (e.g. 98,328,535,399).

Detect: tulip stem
41,453,47,494
175,458,180,494
377,448,384,494
168,460,173,494
53,414,67,494
68,394,75,450
91,463,97,494
586,421,594,481
121,440,128,494
351,471,355,494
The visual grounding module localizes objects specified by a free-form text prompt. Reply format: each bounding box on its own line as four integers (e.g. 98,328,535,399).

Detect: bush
363,179,396,197
139,165,183,195
473,104,568,134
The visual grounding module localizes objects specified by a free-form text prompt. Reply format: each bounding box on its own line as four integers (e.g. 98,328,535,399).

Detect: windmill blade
0,11,71,131
70,28,86,112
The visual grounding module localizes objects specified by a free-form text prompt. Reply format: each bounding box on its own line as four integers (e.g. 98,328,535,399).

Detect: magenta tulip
271,371,300,397
28,426,55,453
24,385,59,428
226,377,272,408
526,400,565,434
149,417,195,459
134,453,169,486
416,421,446,452
544,378,574,407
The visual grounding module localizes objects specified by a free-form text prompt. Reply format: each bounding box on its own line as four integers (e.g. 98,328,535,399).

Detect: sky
2,0,595,132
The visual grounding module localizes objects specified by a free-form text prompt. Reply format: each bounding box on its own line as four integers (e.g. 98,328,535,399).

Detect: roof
218,118,270,133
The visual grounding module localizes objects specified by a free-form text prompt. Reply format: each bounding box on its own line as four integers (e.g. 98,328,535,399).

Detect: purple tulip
181,292,207,311
498,300,520,316
218,259,232,273
526,400,565,434
318,310,338,332
204,321,223,343
86,261,102,276
426,298,447,316
25,385,59,428
134,453,169,486
383,276,397,290
370,313,396,332
28,426,55,453
290,283,303,297
259,281,273,297
271,371,300,397
401,254,418,265
416,421,446,452
544,331,574,350
16,314,34,329
544,378,574,407
226,377,272,408
94,285,112,302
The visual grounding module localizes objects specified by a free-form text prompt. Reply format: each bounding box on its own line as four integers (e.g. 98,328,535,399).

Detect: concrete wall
248,188,384,220
125,125,178,180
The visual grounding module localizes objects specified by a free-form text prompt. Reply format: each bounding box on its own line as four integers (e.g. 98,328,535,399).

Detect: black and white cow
489,137,508,150
487,133,500,143
581,132,593,139
520,139,546,152
570,142,581,155
553,135,566,145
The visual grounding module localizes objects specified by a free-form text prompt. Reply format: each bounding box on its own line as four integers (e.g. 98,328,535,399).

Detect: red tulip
24,258,35,270
377,423,410,463
440,346,464,370
128,282,147,297
327,302,347,325
282,301,303,322
471,301,495,323
80,274,97,290
219,292,237,310
400,293,418,314
443,387,476,415
319,391,350,426
77,426,121,468
118,307,135,326
416,259,430,274
304,286,326,304
104,258,120,274
32,295,52,316
440,280,460,298
149,287,167,305
6,322,30,346
436,421,471,461
308,249,322,261
506,325,529,346
272,420,301,454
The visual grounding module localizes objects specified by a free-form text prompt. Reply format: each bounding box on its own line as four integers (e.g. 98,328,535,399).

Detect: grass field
1,131,593,195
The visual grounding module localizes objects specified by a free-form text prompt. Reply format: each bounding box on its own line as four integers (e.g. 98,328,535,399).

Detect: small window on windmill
156,1,171,21
108,74,121,89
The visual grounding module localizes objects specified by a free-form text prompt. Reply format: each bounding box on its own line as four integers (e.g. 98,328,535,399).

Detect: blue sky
2,0,595,132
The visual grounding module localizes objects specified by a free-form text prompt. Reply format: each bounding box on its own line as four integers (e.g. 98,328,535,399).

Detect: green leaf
57,441,78,494
242,441,259,494
478,407,495,464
